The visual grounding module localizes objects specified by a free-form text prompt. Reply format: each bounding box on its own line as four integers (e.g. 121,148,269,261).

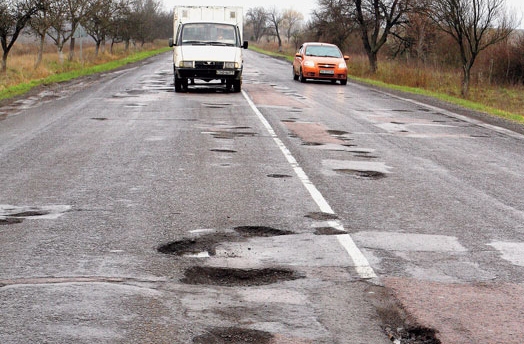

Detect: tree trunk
367,51,378,74
1,53,7,74
461,65,471,98
69,37,76,61
35,34,46,68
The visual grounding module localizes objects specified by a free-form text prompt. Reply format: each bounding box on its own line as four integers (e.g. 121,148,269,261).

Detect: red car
293,42,349,85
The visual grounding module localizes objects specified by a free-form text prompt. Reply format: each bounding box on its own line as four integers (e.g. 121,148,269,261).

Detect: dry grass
1,39,166,92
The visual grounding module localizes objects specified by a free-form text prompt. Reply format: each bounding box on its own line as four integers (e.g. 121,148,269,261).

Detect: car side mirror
344,55,350,61
295,53,301,58
243,41,249,49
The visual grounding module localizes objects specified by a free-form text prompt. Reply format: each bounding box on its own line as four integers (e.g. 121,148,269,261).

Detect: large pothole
193,327,273,344
335,169,386,179
181,266,302,286
233,226,293,237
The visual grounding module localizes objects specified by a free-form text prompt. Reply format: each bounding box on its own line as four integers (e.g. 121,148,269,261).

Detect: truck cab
169,7,248,92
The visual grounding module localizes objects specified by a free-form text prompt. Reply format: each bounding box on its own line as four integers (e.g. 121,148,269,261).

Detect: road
1,50,523,344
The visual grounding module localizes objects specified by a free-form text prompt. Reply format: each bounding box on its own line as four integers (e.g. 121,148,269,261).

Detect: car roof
303,42,338,47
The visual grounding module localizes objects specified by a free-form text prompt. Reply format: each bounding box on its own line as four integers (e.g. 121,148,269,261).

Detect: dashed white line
242,90,377,280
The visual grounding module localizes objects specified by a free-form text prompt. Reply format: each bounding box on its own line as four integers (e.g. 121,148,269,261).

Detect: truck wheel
174,75,182,92
232,80,241,93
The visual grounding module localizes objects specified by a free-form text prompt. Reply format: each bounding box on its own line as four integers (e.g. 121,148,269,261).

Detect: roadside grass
0,42,170,101
251,43,524,125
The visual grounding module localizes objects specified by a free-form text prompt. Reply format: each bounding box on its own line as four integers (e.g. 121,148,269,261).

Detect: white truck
168,6,248,93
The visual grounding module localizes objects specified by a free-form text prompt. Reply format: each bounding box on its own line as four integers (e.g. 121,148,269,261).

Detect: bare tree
46,0,71,63
65,0,92,61
430,0,516,97
267,7,284,51
310,0,355,49
29,0,54,67
82,0,115,56
282,9,303,44
0,0,41,73
246,7,268,42
354,0,413,73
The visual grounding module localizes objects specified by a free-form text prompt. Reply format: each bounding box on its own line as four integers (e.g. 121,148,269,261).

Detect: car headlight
304,60,315,67
179,61,194,68
338,62,347,69
224,62,239,69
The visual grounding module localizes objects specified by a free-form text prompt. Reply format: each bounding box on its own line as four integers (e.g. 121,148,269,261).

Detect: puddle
233,226,293,237
181,266,302,286
193,327,273,344
305,212,339,220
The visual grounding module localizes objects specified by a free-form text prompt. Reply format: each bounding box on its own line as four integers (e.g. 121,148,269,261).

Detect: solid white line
242,90,377,280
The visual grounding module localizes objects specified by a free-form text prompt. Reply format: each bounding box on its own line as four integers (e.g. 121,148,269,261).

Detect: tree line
0,0,171,73
246,0,521,98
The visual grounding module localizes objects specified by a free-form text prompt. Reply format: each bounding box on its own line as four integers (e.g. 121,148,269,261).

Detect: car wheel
293,66,299,81
299,69,307,83
340,79,347,85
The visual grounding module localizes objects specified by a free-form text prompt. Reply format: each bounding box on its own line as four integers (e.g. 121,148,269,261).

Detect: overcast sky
161,0,523,27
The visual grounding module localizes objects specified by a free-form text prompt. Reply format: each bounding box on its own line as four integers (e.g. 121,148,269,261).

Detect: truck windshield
180,23,238,46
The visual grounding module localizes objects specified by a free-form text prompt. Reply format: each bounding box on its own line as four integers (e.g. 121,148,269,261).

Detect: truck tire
174,75,182,92
232,79,241,93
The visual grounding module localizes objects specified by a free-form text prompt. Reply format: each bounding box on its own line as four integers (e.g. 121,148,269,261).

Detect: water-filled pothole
335,169,386,179
193,327,273,344
182,266,302,286
234,226,293,237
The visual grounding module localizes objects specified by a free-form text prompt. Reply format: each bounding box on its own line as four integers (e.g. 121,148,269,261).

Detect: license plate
320,70,334,75
217,70,235,75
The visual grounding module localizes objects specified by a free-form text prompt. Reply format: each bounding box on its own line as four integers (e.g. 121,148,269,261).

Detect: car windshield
305,45,342,58
180,23,238,46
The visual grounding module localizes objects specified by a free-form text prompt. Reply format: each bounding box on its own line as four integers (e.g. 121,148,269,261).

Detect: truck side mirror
168,38,174,47
243,41,248,49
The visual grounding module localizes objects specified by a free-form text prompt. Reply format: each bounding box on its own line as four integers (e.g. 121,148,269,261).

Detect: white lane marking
242,90,377,280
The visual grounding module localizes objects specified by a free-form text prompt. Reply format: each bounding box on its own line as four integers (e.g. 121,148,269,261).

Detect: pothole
181,266,302,286
267,174,292,178
210,131,257,139
305,212,339,220
210,149,237,153
327,130,349,136
157,233,234,256
302,142,324,146
314,227,346,235
1,218,24,225
234,226,293,237
91,117,108,121
193,327,273,344
335,169,386,179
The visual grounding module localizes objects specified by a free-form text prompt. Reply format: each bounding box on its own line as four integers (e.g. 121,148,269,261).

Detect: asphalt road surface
1,50,523,344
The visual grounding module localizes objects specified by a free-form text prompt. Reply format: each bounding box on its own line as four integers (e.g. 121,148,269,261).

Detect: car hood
179,45,241,62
